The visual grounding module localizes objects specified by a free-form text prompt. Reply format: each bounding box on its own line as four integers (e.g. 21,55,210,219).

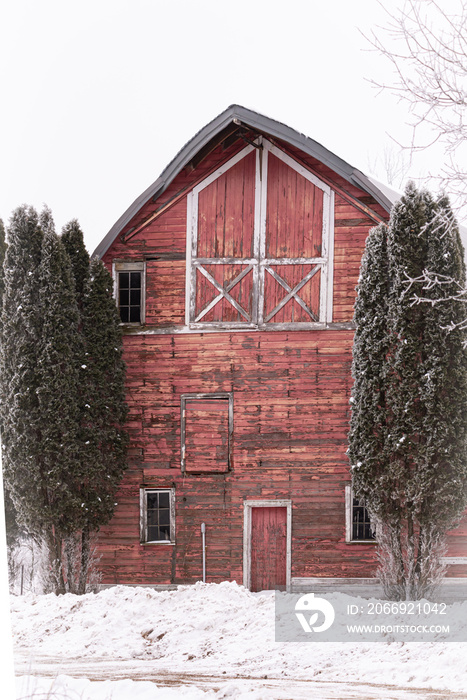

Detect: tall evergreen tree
0,218,7,307
349,222,390,515
349,183,467,600
1,206,44,550
80,259,128,519
1,206,128,594
35,228,84,593
61,219,90,308
60,225,128,593
59,219,92,591
72,257,128,593
411,196,467,590
0,217,20,551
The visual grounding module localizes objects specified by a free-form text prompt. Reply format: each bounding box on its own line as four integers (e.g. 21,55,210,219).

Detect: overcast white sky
0,0,452,254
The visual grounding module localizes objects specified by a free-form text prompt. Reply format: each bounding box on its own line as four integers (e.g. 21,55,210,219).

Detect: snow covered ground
11,581,467,699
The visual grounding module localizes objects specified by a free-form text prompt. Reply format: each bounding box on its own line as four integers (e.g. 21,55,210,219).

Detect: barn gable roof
93,104,398,259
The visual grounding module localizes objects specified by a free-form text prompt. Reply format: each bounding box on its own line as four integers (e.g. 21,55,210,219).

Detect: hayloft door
250,506,287,591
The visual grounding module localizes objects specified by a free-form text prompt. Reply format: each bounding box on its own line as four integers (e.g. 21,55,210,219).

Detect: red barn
94,105,467,594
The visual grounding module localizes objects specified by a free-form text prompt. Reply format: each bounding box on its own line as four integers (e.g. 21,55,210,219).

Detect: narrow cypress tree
1,208,88,593
60,219,92,592
349,223,390,514
80,258,128,522
0,218,7,307
1,206,127,594
61,219,90,308
58,231,128,593
0,206,44,547
349,183,467,600
73,257,128,593
35,229,84,593
411,196,467,593
0,218,20,551
383,185,438,599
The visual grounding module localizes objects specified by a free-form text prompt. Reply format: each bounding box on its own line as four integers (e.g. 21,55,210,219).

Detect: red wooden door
250,507,287,592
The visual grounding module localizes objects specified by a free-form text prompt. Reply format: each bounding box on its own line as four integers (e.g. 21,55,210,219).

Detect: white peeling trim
345,484,352,543
266,141,332,195
185,192,194,326
292,577,379,585
326,189,335,323
442,558,467,565
193,143,255,195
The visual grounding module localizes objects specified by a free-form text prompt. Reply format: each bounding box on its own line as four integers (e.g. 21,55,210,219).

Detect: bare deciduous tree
367,144,411,190
369,0,467,214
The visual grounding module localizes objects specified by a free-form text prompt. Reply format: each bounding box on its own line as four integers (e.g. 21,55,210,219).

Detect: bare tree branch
368,0,467,214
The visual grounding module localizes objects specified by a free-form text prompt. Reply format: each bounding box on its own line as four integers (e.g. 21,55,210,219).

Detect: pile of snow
11,581,467,698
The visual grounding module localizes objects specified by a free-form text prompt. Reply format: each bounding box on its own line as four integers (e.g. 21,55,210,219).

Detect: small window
113,261,145,325
345,484,376,542
140,488,175,544
181,393,233,474
119,271,141,323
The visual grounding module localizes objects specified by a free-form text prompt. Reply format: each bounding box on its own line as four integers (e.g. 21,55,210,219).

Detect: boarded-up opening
181,394,233,473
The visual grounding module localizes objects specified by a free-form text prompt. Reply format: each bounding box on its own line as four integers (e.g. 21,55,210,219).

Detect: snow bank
10,581,467,693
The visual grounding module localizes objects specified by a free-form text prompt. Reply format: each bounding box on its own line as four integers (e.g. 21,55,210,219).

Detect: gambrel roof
93,104,399,259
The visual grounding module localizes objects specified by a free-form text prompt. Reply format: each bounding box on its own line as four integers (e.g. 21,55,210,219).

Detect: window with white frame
186,138,334,330
140,488,175,543
113,261,145,325
345,484,376,542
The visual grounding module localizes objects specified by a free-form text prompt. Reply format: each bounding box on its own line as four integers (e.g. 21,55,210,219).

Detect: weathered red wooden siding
98,133,467,585
333,196,376,322
198,150,256,258
145,259,185,327
266,153,323,259
97,329,380,585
